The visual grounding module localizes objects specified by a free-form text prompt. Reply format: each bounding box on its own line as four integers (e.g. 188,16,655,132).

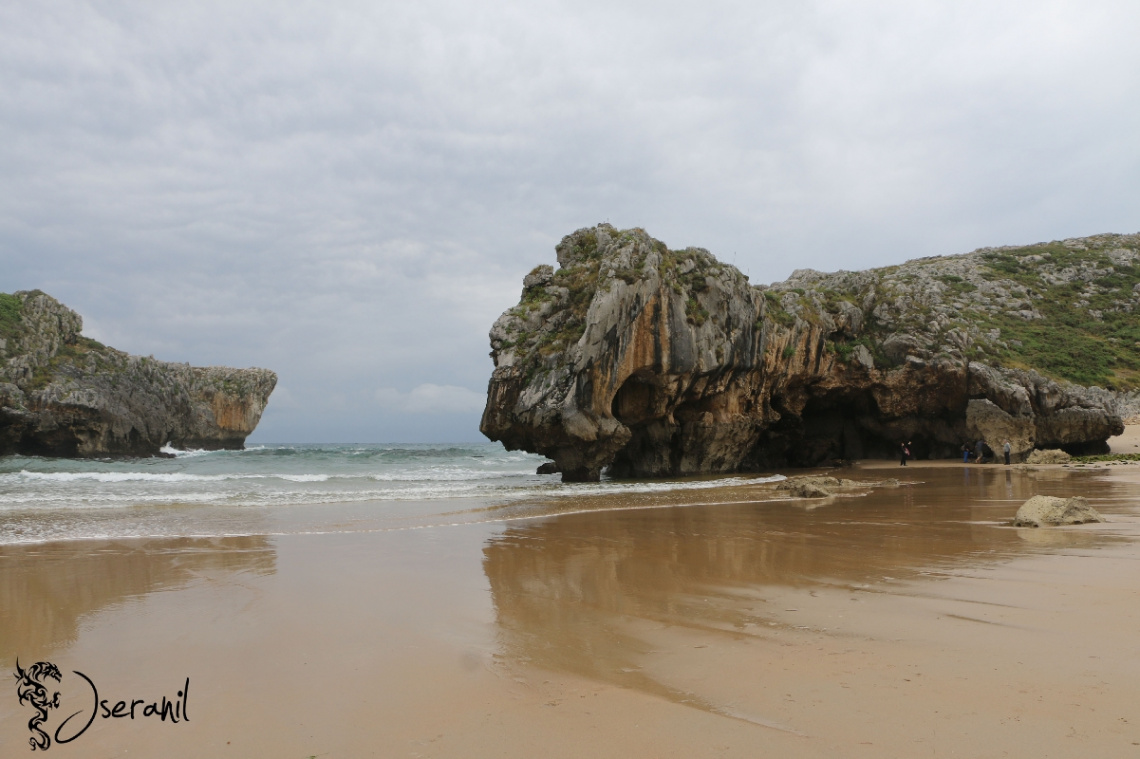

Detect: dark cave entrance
762,389,965,467
608,373,669,478
610,373,658,429
771,391,892,466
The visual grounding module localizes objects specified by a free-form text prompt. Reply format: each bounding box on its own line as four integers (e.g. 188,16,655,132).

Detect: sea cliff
0,290,276,457
481,225,1134,480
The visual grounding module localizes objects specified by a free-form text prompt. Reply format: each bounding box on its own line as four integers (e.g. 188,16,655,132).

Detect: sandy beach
4,438,1140,757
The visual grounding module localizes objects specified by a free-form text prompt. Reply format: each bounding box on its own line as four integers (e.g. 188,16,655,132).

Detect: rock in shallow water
774,474,899,499
1013,495,1105,527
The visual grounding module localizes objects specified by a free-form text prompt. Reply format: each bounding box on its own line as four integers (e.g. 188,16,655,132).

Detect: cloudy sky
2,1,1138,442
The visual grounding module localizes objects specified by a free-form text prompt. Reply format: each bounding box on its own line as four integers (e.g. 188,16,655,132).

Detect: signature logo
14,660,62,751
13,659,189,751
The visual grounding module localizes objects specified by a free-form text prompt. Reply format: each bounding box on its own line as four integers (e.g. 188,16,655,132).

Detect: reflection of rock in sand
483,466,1128,717
1026,468,1076,482
1014,527,1101,548
484,480,1020,712
0,536,275,656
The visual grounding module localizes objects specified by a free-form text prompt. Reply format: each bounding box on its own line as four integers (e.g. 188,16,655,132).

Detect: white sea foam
0,443,790,543
11,470,237,483
2,470,534,485
547,474,785,497
0,491,224,507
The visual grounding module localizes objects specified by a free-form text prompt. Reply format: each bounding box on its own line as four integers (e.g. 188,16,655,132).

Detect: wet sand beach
4,454,1140,756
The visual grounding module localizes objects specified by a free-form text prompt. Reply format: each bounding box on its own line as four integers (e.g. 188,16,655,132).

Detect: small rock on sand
1013,495,1104,527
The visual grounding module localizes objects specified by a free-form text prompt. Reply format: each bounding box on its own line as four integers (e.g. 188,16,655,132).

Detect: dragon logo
14,659,63,751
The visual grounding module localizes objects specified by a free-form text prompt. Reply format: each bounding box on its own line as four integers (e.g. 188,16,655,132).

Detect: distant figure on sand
961,443,971,463
1003,439,1011,465
900,441,911,466
975,440,985,464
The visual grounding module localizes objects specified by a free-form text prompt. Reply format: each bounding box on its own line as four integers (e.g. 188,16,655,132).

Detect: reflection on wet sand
0,536,275,658
483,466,1121,721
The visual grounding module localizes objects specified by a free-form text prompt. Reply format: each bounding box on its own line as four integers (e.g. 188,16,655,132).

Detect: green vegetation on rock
1071,453,1140,464
975,240,1140,388
28,337,113,391
0,292,22,344
761,232,1140,389
762,290,796,327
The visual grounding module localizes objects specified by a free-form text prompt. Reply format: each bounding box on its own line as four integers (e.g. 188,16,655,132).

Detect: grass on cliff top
979,308,1140,388
0,292,22,343
977,243,1140,390
26,336,110,391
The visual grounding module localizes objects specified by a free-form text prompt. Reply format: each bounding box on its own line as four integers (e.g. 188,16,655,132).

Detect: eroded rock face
0,291,276,457
481,226,764,480
481,225,1127,480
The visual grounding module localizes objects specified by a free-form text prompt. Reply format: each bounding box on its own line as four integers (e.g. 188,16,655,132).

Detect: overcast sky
2,1,1138,443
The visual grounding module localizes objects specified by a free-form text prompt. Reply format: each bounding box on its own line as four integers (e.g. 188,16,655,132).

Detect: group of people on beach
961,439,1012,465
899,439,1012,466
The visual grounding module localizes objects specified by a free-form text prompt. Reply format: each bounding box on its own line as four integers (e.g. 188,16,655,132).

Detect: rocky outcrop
1013,495,1104,527
481,225,1130,480
1025,449,1072,464
775,475,900,499
0,291,276,457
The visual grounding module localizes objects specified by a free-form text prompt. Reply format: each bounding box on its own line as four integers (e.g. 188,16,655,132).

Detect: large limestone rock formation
481,225,1130,480
0,290,276,457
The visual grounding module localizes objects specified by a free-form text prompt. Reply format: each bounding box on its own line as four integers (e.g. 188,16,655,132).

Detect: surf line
56,671,190,744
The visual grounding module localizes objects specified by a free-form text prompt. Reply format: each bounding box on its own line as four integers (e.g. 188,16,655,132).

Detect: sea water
0,443,783,544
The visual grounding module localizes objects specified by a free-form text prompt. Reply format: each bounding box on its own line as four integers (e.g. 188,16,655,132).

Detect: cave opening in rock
608,373,676,478
610,373,658,428
766,389,963,466
789,391,887,465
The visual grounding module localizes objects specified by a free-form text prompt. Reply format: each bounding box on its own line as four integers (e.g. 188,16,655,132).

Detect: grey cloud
1,0,1137,442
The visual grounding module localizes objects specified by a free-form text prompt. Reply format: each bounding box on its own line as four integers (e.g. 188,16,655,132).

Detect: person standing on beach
1003,439,1011,465
961,443,971,463
900,441,911,466
975,440,985,463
